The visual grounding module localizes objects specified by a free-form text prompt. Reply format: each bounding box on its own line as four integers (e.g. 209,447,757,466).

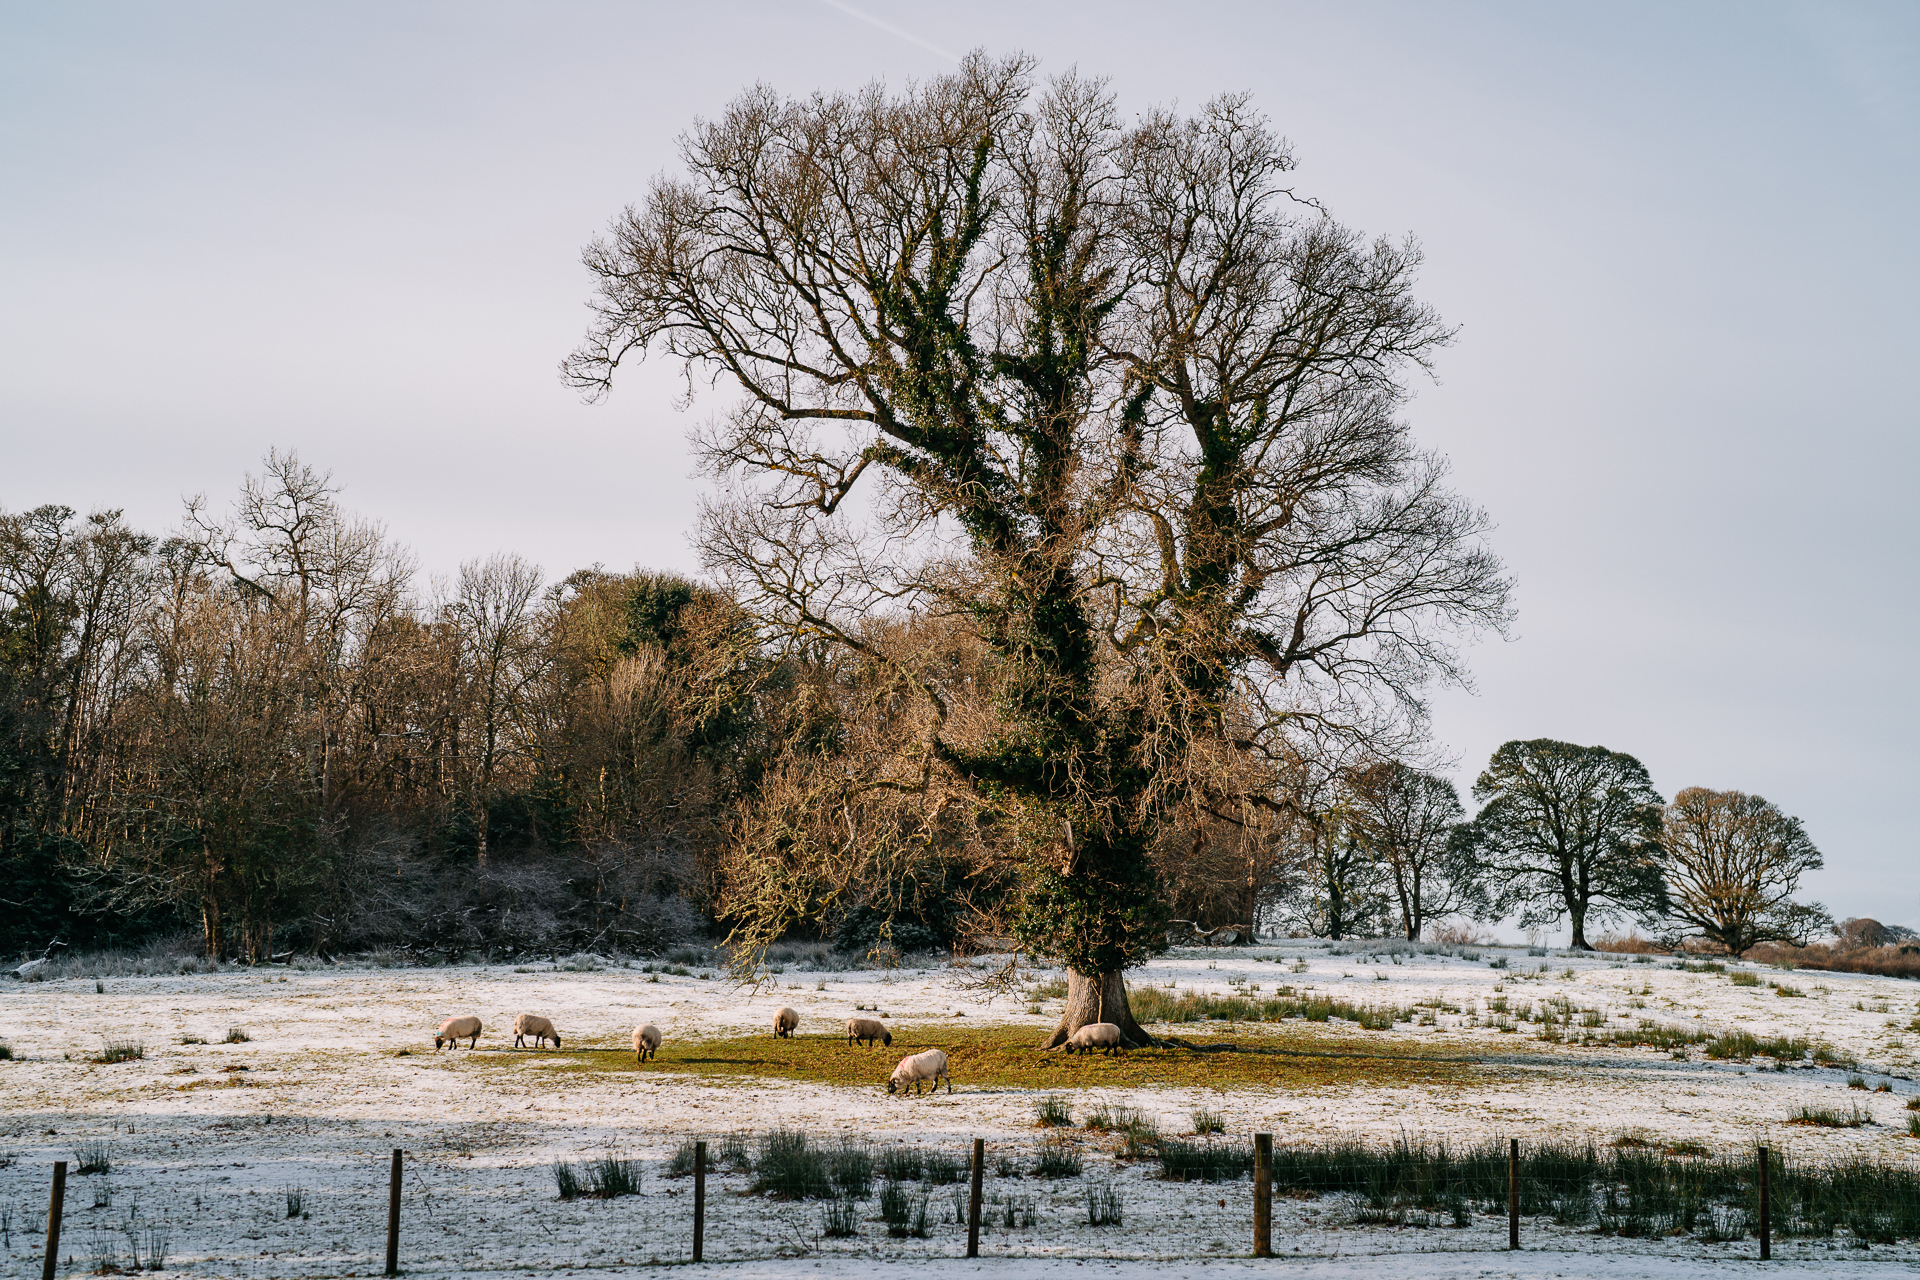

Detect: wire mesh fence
12,1126,1920,1275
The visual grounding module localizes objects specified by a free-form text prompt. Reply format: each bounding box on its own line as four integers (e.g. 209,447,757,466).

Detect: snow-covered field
2,941,1917,1278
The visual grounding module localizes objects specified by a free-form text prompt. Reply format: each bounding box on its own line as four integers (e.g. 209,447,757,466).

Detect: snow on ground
1,941,1917,1277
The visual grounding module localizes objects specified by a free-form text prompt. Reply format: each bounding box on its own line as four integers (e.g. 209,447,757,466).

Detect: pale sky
3,2,1915,931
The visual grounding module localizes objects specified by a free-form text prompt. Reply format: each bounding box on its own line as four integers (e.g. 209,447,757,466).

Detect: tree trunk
1042,969,1155,1049
1568,905,1591,951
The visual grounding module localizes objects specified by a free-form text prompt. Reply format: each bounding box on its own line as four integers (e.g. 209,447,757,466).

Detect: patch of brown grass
460,1023,1496,1092
1589,932,1668,955
1748,942,1920,980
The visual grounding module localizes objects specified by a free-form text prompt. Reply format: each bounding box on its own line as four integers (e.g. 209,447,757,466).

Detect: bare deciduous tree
567,54,1509,1044
1346,760,1481,941
449,553,547,867
1464,739,1666,951
1656,786,1829,956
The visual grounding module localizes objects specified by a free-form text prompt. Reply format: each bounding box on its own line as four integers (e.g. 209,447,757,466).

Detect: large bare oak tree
567,54,1509,1045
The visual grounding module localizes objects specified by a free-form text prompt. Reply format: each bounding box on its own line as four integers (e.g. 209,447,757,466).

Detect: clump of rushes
1729,971,1761,986
755,1129,832,1199
588,1155,642,1198
552,1160,583,1200
1847,1075,1869,1091
828,1142,872,1199
1191,1108,1225,1135
74,1141,113,1175
1599,1025,1712,1053
822,1196,859,1238
553,1155,642,1199
923,1150,964,1185
224,1028,250,1043
754,1130,868,1200
1034,1095,1072,1128
95,1040,143,1064
878,1182,913,1236
878,1145,923,1182
1156,1138,1255,1182
1788,1104,1873,1129
1086,1181,1123,1226
1705,1031,1807,1062
0,1040,12,1060
1083,1105,1153,1135
1033,1135,1083,1178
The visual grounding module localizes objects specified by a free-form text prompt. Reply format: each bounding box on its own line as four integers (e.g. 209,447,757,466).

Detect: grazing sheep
772,1006,800,1038
846,1017,891,1049
1062,1022,1126,1055
512,1013,561,1049
887,1048,951,1096
632,1023,661,1062
434,1016,482,1050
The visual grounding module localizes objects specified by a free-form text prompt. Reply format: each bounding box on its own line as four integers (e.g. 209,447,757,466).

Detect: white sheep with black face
1061,1022,1126,1055
887,1048,951,1096
513,1014,561,1049
435,1016,482,1050
846,1017,891,1049
632,1023,661,1062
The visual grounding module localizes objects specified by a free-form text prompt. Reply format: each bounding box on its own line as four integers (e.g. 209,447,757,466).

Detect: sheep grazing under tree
772,1006,799,1038
887,1048,951,1096
1061,1022,1127,1055
846,1017,891,1049
632,1023,662,1062
434,1016,483,1050
513,1014,561,1049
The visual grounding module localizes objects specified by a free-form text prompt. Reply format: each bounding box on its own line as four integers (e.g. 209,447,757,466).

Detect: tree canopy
1465,738,1665,951
1656,786,1829,955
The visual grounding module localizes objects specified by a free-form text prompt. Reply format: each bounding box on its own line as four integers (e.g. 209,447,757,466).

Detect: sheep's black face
883,1032,892,1046
887,1079,898,1094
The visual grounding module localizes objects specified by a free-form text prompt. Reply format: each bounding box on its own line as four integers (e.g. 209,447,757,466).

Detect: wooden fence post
1507,1138,1520,1250
967,1137,984,1258
692,1140,707,1262
385,1149,402,1277
1757,1145,1770,1260
1253,1133,1272,1257
41,1161,66,1280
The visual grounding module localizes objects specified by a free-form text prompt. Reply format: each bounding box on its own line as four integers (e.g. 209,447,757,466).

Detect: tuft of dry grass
1787,1104,1873,1129
1128,985,1409,1030
1747,941,1920,980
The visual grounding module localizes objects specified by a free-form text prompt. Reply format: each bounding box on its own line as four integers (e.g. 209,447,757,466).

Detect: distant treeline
0,453,775,960
0,453,1846,964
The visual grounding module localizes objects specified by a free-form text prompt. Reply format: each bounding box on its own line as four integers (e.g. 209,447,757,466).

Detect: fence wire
11,1128,1920,1275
